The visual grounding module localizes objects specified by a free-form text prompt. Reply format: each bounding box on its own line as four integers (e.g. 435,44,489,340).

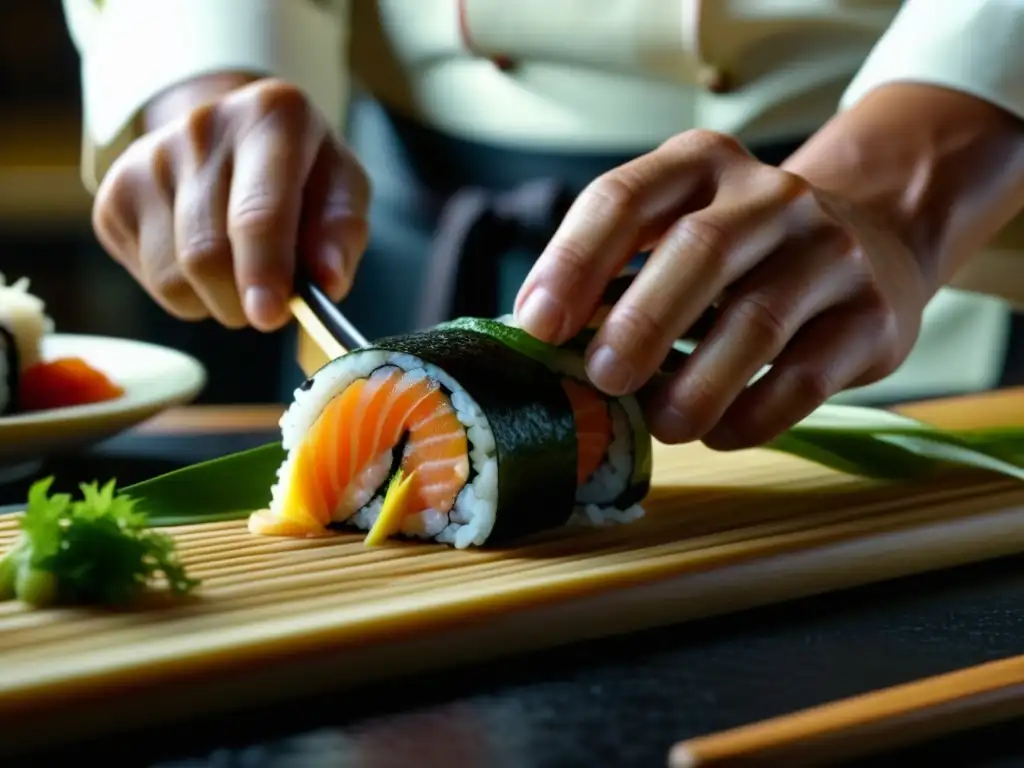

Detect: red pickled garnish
18,357,125,412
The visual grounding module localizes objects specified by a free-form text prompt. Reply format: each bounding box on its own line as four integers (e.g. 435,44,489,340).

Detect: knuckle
146,140,177,195
766,168,811,202
178,235,232,280
228,199,288,241
541,240,594,287
783,365,836,407
676,214,731,268
148,268,195,306
729,294,790,349
181,102,221,161
829,228,864,270
608,301,668,346
585,173,639,222
252,79,314,129
667,129,746,159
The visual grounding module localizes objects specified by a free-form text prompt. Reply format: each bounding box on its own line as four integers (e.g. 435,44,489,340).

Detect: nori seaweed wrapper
358,325,579,545
0,323,18,415
435,317,653,510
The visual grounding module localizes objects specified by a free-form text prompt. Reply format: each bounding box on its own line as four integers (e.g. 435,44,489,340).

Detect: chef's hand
92,77,371,332
513,130,929,448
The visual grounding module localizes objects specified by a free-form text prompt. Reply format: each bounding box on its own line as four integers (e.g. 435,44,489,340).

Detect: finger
138,189,209,322
92,143,150,283
298,139,372,302
228,91,324,331
174,144,247,329
700,300,899,450
640,226,864,443
583,170,808,397
93,130,209,321
514,130,746,344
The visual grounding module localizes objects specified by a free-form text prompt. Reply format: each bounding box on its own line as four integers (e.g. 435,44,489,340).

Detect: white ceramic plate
0,334,207,470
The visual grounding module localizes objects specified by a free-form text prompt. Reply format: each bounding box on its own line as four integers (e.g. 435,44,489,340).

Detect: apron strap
416,178,574,328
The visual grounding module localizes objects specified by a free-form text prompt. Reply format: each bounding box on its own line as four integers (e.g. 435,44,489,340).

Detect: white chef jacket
61,0,1024,403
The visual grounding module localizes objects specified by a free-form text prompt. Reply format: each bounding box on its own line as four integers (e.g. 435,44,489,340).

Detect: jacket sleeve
841,0,1024,119
840,0,1024,308
62,0,349,194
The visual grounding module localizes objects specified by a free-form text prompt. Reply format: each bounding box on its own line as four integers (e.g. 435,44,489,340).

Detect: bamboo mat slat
2,437,1024,755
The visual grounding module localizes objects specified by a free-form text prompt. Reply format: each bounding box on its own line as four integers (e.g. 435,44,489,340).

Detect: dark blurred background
0,0,288,404
2,2,1021,408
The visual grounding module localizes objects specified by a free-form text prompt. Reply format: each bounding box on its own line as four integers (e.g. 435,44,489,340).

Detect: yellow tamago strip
364,468,418,546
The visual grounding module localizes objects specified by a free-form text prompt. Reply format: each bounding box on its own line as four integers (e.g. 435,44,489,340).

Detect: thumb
299,138,372,302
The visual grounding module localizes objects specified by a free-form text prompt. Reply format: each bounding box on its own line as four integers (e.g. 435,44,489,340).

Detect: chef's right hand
92,77,371,332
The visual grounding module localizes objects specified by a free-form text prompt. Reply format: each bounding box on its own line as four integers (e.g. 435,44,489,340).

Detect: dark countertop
5,417,1024,768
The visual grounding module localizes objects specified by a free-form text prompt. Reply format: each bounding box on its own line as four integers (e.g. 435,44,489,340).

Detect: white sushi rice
272,350,501,549
0,273,53,372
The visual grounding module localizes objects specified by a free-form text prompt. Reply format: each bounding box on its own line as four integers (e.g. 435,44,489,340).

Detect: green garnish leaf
0,476,199,608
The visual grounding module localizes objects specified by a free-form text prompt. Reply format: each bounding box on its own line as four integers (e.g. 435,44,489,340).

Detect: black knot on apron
416,178,575,329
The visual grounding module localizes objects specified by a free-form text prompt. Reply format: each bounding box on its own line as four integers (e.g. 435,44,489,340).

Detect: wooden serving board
3,399,1024,755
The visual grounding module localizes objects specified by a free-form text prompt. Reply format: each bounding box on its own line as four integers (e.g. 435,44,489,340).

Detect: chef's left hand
513,130,930,448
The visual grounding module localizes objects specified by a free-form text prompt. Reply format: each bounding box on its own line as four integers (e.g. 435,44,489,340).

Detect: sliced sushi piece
0,324,18,416
0,273,51,417
0,274,124,415
250,325,579,548
0,273,52,375
18,357,125,413
442,316,653,527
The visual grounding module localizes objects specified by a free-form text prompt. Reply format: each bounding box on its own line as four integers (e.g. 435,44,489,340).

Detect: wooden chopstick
667,653,1024,767
290,270,370,358
289,295,349,362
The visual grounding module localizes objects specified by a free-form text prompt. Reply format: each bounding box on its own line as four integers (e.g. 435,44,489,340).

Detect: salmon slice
561,377,613,485
257,366,472,536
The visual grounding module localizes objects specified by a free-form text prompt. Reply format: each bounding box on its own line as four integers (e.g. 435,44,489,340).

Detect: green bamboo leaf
121,442,286,526
109,403,1024,531
873,432,1024,481
765,430,940,480
767,403,1024,482
786,402,936,434
948,428,1024,463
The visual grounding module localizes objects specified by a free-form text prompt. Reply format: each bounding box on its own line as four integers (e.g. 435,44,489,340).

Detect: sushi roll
454,316,653,526
250,319,653,548
251,323,580,548
0,274,54,416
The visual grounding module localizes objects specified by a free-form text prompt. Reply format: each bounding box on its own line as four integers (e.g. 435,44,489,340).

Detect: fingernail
244,286,285,329
704,422,742,451
516,287,568,342
586,344,635,395
651,405,689,443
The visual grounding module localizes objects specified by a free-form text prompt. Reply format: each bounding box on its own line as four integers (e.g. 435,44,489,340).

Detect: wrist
143,71,262,132
782,83,1024,294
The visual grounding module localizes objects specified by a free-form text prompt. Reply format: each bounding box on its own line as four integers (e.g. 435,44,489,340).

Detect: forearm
783,83,1024,294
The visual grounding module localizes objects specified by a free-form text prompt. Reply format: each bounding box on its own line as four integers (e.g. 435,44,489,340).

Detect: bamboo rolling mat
3,437,1024,755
